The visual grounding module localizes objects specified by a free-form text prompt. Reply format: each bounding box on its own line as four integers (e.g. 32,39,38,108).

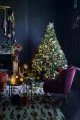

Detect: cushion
57,69,67,83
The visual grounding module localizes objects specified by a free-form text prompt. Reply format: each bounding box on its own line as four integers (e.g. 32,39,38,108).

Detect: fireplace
0,53,13,70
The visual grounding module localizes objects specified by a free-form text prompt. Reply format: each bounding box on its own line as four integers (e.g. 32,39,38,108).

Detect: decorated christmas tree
32,23,68,79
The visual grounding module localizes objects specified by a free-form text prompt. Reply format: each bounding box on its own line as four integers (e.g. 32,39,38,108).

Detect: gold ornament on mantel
9,73,25,85
10,64,29,85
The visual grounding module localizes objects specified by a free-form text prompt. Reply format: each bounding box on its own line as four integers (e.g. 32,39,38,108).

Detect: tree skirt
0,84,66,120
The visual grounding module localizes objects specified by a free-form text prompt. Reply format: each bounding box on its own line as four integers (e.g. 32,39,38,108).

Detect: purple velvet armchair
43,67,76,97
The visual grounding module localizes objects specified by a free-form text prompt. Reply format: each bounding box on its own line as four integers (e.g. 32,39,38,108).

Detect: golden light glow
10,75,16,85
23,64,28,69
20,77,24,82
16,75,18,79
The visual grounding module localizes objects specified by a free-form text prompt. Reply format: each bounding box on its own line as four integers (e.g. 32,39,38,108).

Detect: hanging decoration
7,8,15,39
3,8,7,36
0,6,15,39
0,6,15,46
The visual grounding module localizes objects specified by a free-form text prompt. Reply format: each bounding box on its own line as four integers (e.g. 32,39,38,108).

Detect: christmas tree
32,23,68,79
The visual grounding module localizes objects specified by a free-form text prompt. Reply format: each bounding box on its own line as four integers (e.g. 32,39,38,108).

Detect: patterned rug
0,83,66,120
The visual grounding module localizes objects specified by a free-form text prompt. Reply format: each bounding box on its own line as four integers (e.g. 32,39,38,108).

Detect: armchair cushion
43,66,76,95
43,79,64,93
57,69,67,83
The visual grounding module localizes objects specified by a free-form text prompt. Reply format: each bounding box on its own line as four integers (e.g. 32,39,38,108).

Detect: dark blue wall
55,0,73,65
54,0,80,67
28,0,56,62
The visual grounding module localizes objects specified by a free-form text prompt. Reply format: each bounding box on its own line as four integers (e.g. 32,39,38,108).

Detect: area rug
0,83,66,120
